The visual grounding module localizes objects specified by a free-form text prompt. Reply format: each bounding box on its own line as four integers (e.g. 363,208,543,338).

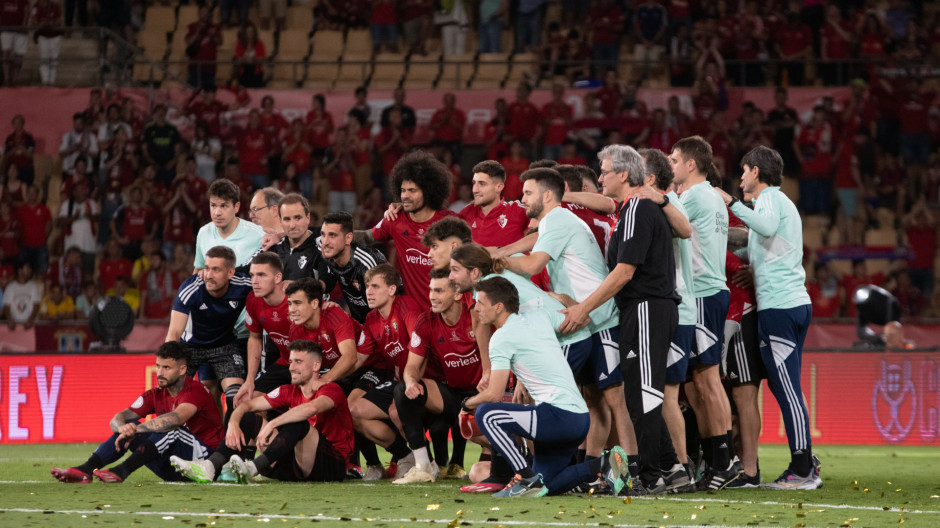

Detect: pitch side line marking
0,508,826,528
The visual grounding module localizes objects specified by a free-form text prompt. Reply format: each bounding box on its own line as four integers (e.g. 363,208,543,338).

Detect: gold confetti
698,506,706,510
427,505,440,511
691,514,697,520
896,488,903,492
663,513,669,519
622,498,631,505
490,507,499,511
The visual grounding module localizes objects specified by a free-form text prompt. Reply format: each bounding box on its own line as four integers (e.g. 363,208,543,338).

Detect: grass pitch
0,443,937,527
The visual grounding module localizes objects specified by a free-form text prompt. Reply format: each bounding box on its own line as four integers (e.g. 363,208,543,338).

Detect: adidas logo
625,350,637,359
729,372,738,379
760,340,768,347
718,442,728,449
199,303,208,310
599,373,608,381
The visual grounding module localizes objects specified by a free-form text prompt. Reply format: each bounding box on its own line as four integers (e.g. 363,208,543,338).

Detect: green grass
1,443,938,527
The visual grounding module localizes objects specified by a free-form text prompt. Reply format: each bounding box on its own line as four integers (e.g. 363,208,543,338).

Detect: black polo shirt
606,197,680,307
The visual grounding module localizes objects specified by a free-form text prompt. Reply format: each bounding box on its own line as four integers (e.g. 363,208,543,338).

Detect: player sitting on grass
171,340,354,483
51,342,222,483
461,277,629,497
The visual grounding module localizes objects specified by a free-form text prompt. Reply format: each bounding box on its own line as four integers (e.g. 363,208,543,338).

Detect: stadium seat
501,29,514,54
335,54,374,89
32,154,55,191
345,29,373,57
285,5,315,31
875,208,895,229
472,53,509,88
544,1,562,25
133,60,166,84
371,53,406,89
506,52,537,85
312,29,345,59
780,177,799,204
404,55,441,89
177,6,198,29
803,225,824,253
438,54,475,89
137,29,168,61
864,228,899,247
144,5,176,33
274,29,312,85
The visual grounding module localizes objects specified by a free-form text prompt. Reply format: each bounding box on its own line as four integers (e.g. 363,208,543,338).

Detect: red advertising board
1,350,938,445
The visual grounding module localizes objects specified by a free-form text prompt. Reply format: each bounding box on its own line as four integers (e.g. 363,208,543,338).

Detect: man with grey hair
247,187,285,234
560,144,681,495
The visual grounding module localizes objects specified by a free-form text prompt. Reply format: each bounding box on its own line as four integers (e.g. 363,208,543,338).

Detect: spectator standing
97,238,131,292
58,180,98,274
16,185,51,274
3,262,40,329
185,87,227,139
774,12,812,86
185,5,223,89
807,262,841,318
138,250,177,321
97,104,131,153
506,83,540,156
820,4,853,86
380,88,416,130
3,114,34,186
235,23,266,88
31,0,63,86
0,201,19,264
595,70,623,119
63,0,86,27
259,95,289,183
498,140,528,201
793,106,834,216
282,118,313,197
429,93,466,162
191,121,222,184
477,0,507,53
903,199,937,298
540,84,572,160
58,113,98,180
374,108,412,180
325,127,358,213
588,0,624,73
633,0,669,79
221,0,249,27
140,104,182,186
110,186,156,261
73,280,98,318
2,163,26,205
259,0,286,31
766,88,801,178
892,270,927,318
483,97,510,160
161,168,199,258
345,110,372,200
436,0,468,56
400,0,434,55
370,0,399,54
515,0,544,53
238,109,271,190
304,93,333,174
0,0,29,86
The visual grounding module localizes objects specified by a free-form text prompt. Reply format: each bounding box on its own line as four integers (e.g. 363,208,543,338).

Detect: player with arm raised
171,340,354,483
51,342,222,483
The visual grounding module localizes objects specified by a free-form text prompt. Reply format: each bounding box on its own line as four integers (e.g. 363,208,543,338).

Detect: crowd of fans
0,2,939,332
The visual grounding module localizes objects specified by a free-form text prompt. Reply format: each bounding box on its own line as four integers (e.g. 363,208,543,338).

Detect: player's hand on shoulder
633,184,665,204
384,202,403,222
321,300,341,310
714,186,733,205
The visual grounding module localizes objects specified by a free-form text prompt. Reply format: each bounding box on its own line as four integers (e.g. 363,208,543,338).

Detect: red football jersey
725,250,756,323
372,209,457,309
408,304,482,390
129,377,222,450
245,292,292,366
264,382,354,461
357,295,424,378
99,257,133,291
288,305,358,369
458,200,529,248
121,205,154,242
561,202,616,257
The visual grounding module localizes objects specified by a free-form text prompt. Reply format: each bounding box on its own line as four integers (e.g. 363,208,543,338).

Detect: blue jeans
477,401,591,495
371,24,398,46
799,178,832,215
515,11,541,52
478,20,503,53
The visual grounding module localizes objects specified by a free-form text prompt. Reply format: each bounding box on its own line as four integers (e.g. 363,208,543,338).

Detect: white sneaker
393,465,436,484
229,455,258,484
363,464,385,481
170,456,215,483
394,452,416,480
429,461,440,481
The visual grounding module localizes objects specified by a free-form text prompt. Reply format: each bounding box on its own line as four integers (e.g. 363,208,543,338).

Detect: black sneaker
725,471,761,488
702,458,743,491
811,455,823,488
620,477,649,496
662,463,691,492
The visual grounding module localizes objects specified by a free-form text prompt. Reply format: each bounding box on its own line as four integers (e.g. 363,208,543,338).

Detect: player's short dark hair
208,178,240,205
450,242,509,277
740,145,784,187
256,187,284,208
322,211,354,234
390,151,453,212
577,165,599,190
529,159,558,169
364,263,402,294
638,148,675,191
288,339,323,362
422,217,472,246
156,341,190,366
554,165,583,193
429,267,452,281
472,160,506,183
672,136,718,182
205,246,236,269
285,277,323,304
474,276,519,314
278,192,310,216
521,168,565,202
251,251,283,274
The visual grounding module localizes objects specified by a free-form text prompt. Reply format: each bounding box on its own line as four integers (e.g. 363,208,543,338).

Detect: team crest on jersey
417,228,425,236
298,256,308,269
322,333,330,343
497,214,507,228
469,330,475,339
352,279,361,291
450,330,460,342
229,300,238,309
246,312,253,325
392,321,398,333
271,310,280,322
131,396,144,409
410,332,421,348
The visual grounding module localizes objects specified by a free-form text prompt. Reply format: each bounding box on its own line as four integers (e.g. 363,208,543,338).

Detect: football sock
490,452,514,481
356,433,381,466
478,452,492,462
207,451,228,474
450,424,467,467
110,440,159,480
387,435,411,460
428,417,451,466
74,453,105,476
518,466,536,479
223,384,242,428
790,449,812,477
627,455,640,479
413,447,432,472
711,435,731,469
258,421,309,469
576,448,587,464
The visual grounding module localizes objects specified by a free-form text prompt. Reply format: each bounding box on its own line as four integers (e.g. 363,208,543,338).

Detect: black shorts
263,429,346,482
254,363,292,394
431,381,477,419
336,368,395,396
361,380,397,414
722,311,765,386
187,340,246,382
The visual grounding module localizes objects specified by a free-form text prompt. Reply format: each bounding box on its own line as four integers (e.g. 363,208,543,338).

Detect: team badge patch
229,300,238,309
131,396,144,409
298,256,308,269
410,332,421,348
497,214,507,228
267,387,280,399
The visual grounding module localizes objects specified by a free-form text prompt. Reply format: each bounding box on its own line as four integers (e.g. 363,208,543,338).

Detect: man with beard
51,342,222,483
319,210,386,324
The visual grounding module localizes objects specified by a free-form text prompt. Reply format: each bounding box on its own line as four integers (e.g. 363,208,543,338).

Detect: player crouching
171,340,353,483
51,342,222,483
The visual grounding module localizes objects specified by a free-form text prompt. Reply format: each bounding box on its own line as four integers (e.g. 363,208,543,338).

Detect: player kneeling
51,342,222,483
171,340,354,483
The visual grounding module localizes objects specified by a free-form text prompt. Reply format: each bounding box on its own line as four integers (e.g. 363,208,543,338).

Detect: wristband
728,197,739,208
658,194,669,208
460,397,473,413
